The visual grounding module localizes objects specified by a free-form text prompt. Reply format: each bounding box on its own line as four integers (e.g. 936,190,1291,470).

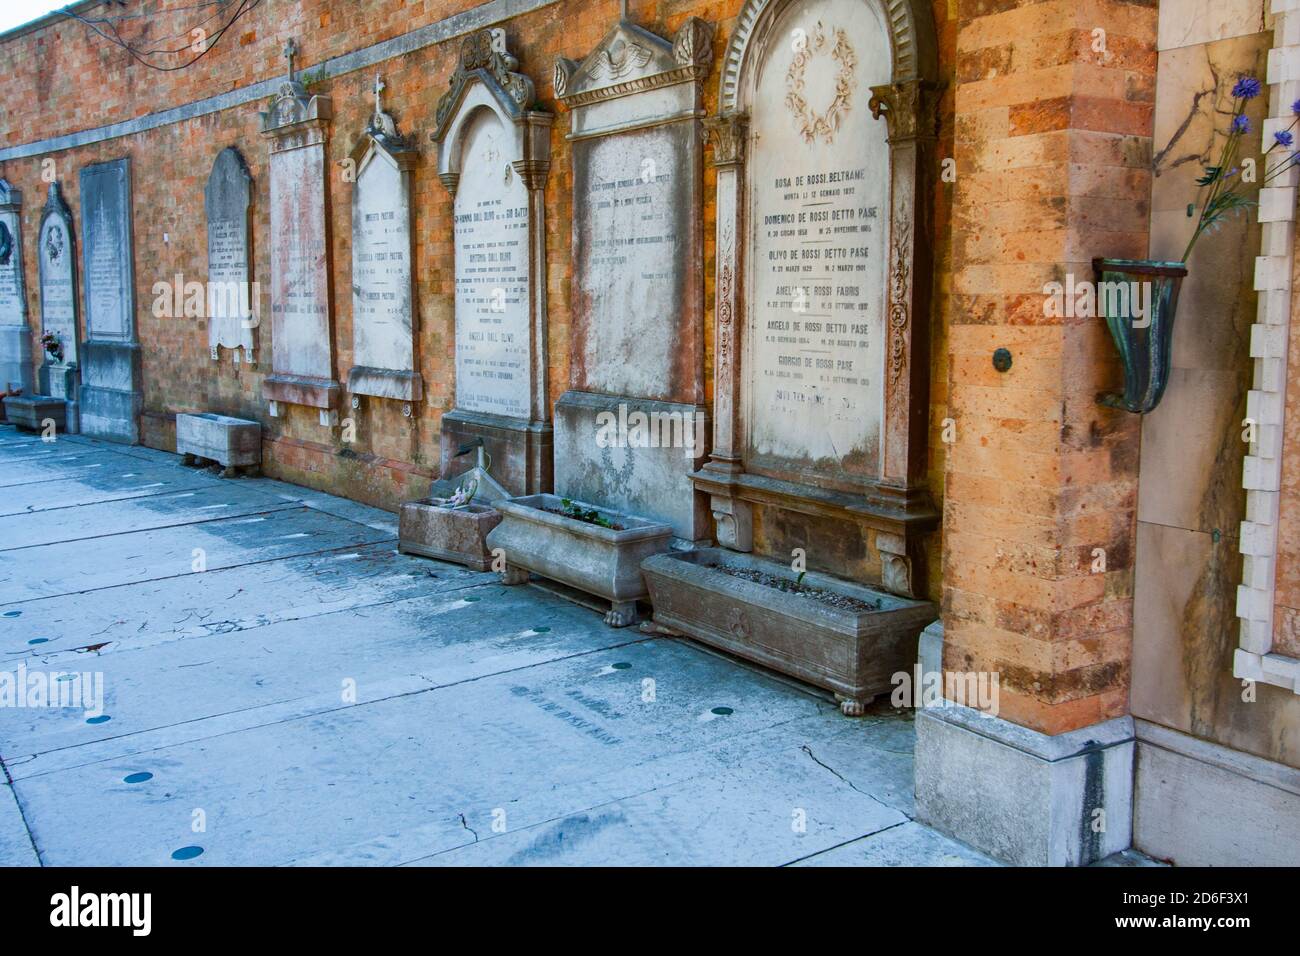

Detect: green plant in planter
1097,74,1299,414
559,498,615,529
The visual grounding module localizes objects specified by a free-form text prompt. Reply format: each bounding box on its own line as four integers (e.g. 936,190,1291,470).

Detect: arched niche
695,0,940,597
432,28,553,497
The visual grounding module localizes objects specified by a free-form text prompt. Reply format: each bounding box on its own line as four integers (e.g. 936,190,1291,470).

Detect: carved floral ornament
434,28,535,133
784,22,857,145
554,16,714,103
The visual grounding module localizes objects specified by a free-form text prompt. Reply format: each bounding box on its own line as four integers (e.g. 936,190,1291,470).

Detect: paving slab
0,505,391,603
0,459,225,516
0,483,299,551
0,782,38,866
0,542,487,659
0,424,969,867
792,820,997,867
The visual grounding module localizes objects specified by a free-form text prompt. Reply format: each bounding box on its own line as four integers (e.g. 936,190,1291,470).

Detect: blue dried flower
1277,130,1295,148
1232,114,1251,134
1233,76,1262,100
1293,98,1300,116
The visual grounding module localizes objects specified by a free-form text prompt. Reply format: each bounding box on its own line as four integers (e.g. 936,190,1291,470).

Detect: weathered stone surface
434,28,552,495
348,77,421,403
399,498,502,569
175,412,262,468
78,159,139,444
205,147,257,363
553,391,708,542
0,180,32,397
915,703,1135,866
260,66,338,416
2,395,65,432
550,15,712,541
643,548,936,710
486,492,672,625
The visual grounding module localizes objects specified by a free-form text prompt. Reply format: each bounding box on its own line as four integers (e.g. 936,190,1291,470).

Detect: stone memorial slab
36,182,80,423
692,0,940,596
79,158,141,444
347,74,421,409
260,40,339,426
433,28,552,496
205,147,257,364
551,14,714,540
0,179,33,397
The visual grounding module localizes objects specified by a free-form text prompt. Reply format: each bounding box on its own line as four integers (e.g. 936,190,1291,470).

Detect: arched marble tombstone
36,182,80,431
346,74,422,416
695,0,940,597
205,146,257,365
432,28,552,496
0,179,33,398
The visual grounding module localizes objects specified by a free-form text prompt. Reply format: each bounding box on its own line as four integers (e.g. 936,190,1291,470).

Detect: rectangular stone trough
176,412,261,476
485,493,673,627
399,498,502,571
2,395,66,433
642,548,937,714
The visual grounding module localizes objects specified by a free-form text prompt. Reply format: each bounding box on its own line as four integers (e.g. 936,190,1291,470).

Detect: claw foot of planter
500,564,529,586
837,694,874,717
220,465,239,479
181,453,198,467
639,620,683,637
604,601,637,628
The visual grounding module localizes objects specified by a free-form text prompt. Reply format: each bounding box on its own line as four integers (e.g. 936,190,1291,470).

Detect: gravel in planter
710,564,883,613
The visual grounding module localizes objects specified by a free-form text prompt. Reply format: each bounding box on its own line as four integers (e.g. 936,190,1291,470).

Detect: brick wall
0,0,955,599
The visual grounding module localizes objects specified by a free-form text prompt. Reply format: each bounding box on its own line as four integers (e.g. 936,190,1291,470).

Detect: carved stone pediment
555,17,713,107
260,80,333,137
434,28,536,139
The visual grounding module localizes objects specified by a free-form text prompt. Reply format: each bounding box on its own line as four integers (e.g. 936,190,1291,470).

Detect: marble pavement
0,425,993,867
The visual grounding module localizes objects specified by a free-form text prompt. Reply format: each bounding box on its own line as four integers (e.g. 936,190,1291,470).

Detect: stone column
915,0,1158,865
700,113,750,550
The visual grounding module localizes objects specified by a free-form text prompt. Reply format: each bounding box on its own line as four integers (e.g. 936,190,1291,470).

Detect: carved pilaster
703,113,747,167
868,79,941,144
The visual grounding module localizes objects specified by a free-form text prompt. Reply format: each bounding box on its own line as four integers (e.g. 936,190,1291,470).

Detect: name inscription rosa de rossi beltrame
694,0,942,598
551,13,715,542
432,27,552,497
259,42,340,427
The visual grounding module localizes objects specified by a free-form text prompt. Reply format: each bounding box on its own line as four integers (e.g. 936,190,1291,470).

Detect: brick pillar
914,0,1158,866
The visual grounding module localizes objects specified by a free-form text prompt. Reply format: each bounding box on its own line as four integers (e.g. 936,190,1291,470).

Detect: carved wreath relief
785,22,856,145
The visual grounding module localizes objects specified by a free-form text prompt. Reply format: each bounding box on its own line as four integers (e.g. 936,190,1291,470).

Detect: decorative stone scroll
259,40,339,426
348,74,421,413
693,0,940,596
551,13,715,540
36,182,80,431
205,147,257,365
0,180,33,397
433,28,553,496
79,157,141,444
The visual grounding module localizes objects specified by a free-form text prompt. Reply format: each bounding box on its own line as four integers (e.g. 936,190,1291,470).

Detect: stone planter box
3,395,66,433
486,493,673,627
399,498,502,571
642,548,937,714
176,412,261,477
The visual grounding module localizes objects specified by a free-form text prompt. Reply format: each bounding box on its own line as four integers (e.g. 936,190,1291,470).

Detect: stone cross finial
374,74,385,117
283,38,298,81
